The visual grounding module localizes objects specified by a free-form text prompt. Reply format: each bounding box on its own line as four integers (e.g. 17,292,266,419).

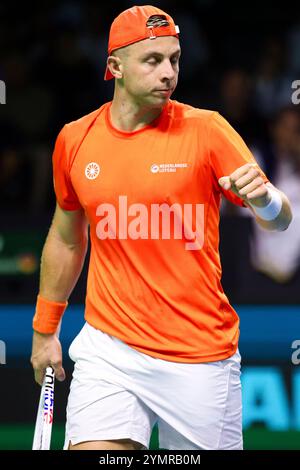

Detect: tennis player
30,5,292,450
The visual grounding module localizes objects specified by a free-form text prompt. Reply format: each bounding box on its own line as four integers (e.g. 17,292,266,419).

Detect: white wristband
248,189,282,221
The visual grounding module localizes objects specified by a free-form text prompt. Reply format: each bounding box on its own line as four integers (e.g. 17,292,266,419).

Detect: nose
160,59,176,82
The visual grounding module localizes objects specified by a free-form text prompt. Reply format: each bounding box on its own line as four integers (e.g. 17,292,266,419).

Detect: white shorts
63,322,243,450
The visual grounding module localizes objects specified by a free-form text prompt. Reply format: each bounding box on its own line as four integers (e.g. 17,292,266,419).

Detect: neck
109,87,166,132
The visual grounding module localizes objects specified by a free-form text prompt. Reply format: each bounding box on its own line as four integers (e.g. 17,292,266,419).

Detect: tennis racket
32,366,56,450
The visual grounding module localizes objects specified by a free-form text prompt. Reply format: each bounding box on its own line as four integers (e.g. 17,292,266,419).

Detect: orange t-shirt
52,100,267,363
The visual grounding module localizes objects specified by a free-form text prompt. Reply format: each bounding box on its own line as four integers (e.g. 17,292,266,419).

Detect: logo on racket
85,162,100,180
43,410,53,424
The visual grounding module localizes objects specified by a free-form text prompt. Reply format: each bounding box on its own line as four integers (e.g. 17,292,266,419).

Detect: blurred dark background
0,0,300,450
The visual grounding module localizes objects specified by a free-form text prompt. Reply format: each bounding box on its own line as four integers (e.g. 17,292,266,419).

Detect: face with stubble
109,36,181,109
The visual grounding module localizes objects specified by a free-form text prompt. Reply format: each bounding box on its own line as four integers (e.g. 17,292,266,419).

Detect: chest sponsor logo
150,163,188,173
85,162,100,180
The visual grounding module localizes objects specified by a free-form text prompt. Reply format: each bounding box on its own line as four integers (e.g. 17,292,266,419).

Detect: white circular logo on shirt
151,164,159,174
85,162,100,180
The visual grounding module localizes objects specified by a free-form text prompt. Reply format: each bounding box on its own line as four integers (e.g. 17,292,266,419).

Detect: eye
171,56,180,65
147,57,159,65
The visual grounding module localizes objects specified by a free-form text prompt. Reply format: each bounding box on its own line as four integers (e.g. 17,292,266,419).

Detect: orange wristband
33,294,68,334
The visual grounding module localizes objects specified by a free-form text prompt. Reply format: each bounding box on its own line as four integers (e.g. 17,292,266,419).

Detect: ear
106,56,124,79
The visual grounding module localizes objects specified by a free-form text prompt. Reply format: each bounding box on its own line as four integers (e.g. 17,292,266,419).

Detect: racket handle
32,319,62,449
32,366,55,450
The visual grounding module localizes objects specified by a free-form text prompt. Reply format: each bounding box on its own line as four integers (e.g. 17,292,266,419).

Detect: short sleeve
209,112,269,207
52,126,81,211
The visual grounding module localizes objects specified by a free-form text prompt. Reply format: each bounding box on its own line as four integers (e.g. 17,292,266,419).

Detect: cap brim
104,65,114,81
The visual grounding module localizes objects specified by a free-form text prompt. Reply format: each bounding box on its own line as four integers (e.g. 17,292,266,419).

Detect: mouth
153,89,173,96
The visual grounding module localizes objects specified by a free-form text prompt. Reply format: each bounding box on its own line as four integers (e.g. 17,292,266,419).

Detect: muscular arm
31,204,88,385
39,203,88,301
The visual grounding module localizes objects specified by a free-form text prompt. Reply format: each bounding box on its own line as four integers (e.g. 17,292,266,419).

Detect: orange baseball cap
104,5,180,80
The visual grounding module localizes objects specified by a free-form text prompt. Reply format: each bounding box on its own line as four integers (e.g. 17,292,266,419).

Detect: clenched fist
218,163,271,207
